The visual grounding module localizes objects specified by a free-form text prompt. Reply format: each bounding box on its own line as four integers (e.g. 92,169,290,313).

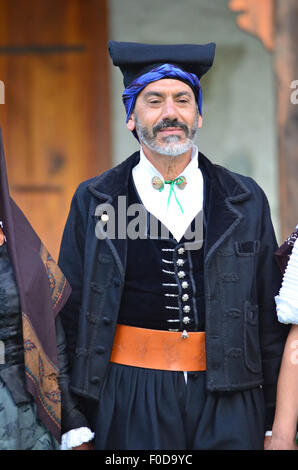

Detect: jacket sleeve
256,190,290,430
56,314,90,433
57,186,94,433
58,186,87,370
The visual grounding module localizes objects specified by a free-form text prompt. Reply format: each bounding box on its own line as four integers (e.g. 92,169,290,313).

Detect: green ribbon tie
164,177,184,214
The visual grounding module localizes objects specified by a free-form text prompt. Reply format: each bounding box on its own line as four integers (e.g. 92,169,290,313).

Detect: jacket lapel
199,153,251,264
87,152,140,278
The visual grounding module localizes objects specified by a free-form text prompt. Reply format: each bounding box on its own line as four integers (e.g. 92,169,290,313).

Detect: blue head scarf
122,63,203,127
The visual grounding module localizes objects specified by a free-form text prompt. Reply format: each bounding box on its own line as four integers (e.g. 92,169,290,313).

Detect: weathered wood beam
274,0,298,239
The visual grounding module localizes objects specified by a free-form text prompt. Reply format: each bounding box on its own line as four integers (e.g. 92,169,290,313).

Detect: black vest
118,170,209,332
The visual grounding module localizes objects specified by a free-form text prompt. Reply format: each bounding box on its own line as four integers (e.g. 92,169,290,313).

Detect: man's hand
264,435,298,450
72,441,94,450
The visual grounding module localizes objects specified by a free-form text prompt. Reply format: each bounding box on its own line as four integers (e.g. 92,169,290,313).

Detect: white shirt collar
132,145,204,242
137,144,199,183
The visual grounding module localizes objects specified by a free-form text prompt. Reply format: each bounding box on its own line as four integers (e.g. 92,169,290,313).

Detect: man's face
127,78,202,157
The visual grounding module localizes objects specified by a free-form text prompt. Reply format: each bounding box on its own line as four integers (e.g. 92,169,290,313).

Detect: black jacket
58,151,289,426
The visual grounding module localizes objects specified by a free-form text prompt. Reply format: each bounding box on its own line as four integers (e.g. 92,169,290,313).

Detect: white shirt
275,234,298,325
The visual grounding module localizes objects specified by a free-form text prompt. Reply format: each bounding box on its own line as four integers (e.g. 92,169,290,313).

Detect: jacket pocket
243,301,262,373
95,253,114,289
235,240,260,257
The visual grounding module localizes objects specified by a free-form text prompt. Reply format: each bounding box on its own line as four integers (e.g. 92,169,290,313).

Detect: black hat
108,40,216,87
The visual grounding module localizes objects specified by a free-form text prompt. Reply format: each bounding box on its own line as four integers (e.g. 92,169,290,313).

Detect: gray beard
135,116,199,157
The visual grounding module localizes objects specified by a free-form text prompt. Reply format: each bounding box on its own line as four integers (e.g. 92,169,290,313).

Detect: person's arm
57,185,95,449
58,186,87,368
266,324,298,450
56,315,94,450
256,191,290,437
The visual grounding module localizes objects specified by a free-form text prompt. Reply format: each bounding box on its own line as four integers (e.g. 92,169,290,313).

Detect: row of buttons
162,246,192,330
177,247,192,325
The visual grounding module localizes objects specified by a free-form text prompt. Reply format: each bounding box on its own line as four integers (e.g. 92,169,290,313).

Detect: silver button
183,305,191,313
183,316,191,324
152,176,164,191
181,281,189,289
101,213,109,222
181,330,189,339
178,247,185,255
176,176,187,190
177,259,184,267
178,271,186,279
182,294,189,301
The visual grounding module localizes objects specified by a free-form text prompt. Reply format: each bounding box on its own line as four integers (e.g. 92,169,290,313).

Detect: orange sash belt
110,324,206,371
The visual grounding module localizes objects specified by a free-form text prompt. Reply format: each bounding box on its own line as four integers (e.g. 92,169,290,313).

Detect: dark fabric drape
0,128,71,441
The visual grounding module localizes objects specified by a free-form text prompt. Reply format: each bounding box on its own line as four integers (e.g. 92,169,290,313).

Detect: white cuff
275,237,298,325
265,431,272,437
60,427,95,450
275,296,298,325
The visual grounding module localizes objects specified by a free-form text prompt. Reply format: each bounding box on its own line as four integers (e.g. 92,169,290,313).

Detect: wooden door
0,0,110,260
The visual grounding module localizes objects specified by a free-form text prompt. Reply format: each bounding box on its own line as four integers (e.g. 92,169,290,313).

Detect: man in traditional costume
58,41,289,450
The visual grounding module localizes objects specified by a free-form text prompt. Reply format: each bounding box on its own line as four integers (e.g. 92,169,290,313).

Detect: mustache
152,119,189,137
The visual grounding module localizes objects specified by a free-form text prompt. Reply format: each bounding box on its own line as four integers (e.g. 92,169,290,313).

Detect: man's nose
161,99,179,120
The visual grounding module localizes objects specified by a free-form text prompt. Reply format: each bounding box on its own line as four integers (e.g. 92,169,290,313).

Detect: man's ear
126,113,136,131
198,113,203,129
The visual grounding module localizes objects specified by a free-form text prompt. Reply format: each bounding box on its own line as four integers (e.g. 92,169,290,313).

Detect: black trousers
93,363,265,450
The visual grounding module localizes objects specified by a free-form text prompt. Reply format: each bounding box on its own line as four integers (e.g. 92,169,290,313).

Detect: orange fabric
110,324,206,371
